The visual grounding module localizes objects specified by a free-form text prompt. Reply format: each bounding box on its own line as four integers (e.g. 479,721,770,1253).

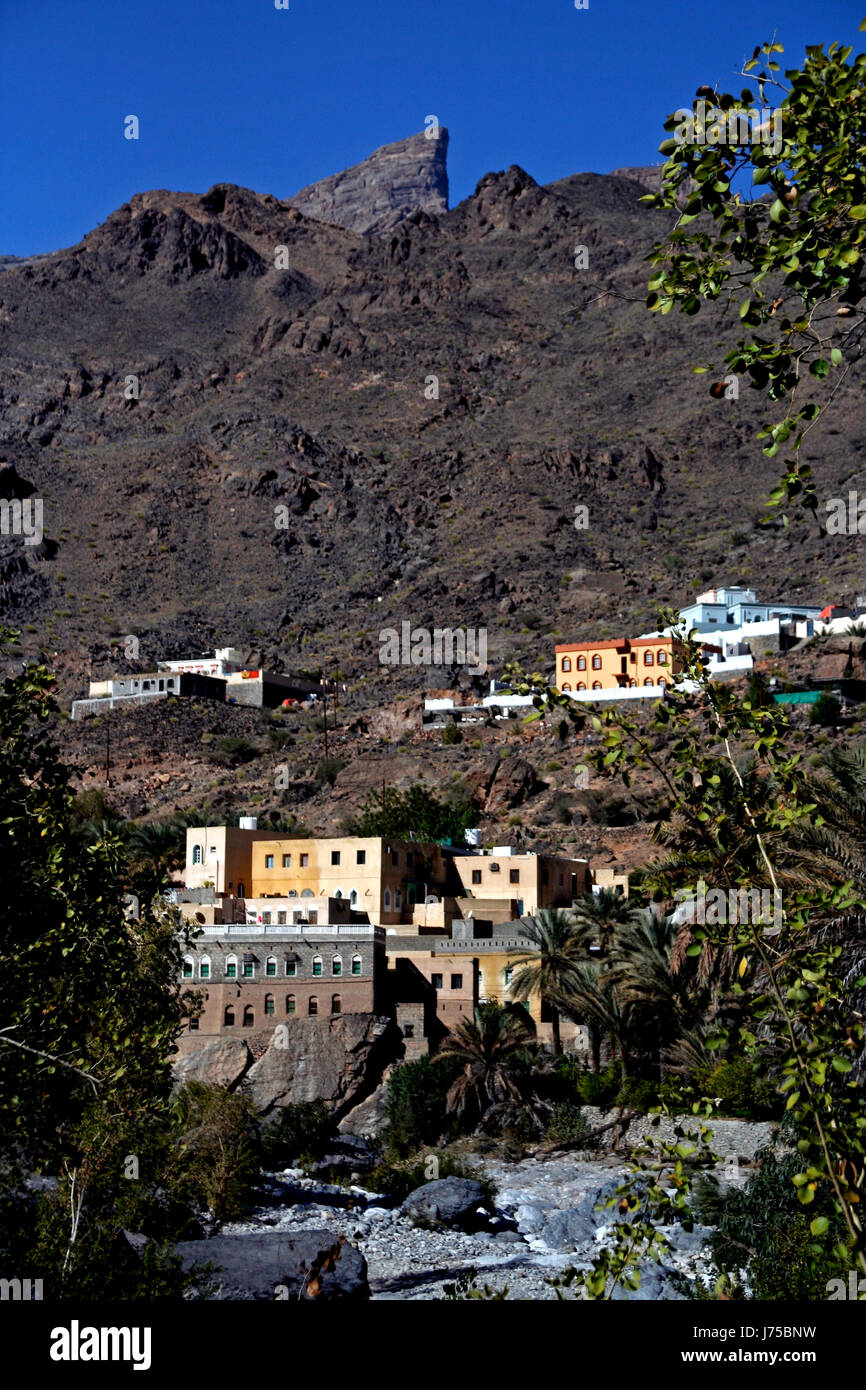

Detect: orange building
554,636,687,693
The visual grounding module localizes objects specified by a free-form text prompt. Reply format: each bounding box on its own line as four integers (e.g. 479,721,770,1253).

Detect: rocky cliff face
289,129,449,234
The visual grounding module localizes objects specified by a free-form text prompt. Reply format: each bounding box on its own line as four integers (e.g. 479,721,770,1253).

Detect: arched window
264,994,275,1016
644,677,654,686
657,649,668,666
352,954,362,976
334,888,343,899
225,954,237,979
644,650,654,665
242,1005,254,1027
192,844,203,865
308,997,318,1016
237,882,245,899
658,677,666,688
592,681,602,690
629,679,637,688
312,955,323,977
182,956,194,979
577,682,586,691
592,655,601,670
562,683,572,692
266,956,277,977
395,889,402,909
332,955,342,976
199,956,210,980
301,888,315,898
577,655,586,670
331,994,341,1015
286,994,296,1015
285,957,297,977
349,888,359,907
561,657,572,672
384,888,392,910
224,1006,235,1027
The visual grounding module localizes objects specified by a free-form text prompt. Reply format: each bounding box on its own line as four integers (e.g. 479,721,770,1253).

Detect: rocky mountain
0,135,863,712
288,128,450,234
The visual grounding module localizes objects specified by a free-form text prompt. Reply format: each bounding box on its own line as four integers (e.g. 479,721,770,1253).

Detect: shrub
315,757,346,786
172,1083,261,1223
383,1055,463,1155
367,1151,490,1205
261,1100,337,1169
545,1103,591,1146
442,723,463,745
693,1057,779,1120
206,736,260,767
810,693,841,727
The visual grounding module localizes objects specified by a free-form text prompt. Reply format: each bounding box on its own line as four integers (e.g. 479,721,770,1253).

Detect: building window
286,995,296,1014
265,994,275,1016
489,863,500,873
577,682,586,691
308,910,318,924
577,656,586,671
266,957,277,977
265,854,275,869
384,889,392,910
209,845,217,857
451,974,463,990
644,651,654,665
352,955,362,976
356,850,366,864
300,853,309,867
332,956,342,976
243,1006,254,1027
237,882,245,898
182,957,193,979
510,868,520,883
286,959,297,976
658,677,666,688
404,1023,415,1039
562,683,572,692
243,959,255,979
644,677,654,686
199,957,210,980
561,657,572,672
192,844,203,865
262,912,272,925
331,994,341,1015
431,973,443,989
472,869,482,885
225,956,237,979
224,1006,235,1026
312,956,323,977
309,997,318,1016
330,850,341,866
188,1017,199,1031
592,655,601,669
504,966,513,986
592,681,602,690
629,679,636,688
395,890,402,909
282,853,292,868
277,911,287,925
657,650,667,665
301,888,315,898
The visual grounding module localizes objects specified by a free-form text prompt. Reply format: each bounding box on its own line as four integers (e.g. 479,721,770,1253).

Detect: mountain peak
288,128,449,236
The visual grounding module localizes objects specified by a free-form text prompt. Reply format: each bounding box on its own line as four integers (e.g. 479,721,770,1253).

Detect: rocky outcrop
172,1038,254,1091
338,1074,392,1139
242,1014,400,1118
289,129,449,235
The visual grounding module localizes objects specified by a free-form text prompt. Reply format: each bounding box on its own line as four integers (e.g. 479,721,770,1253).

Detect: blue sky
1,0,862,253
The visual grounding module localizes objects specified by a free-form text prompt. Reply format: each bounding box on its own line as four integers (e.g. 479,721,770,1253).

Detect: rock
242,1014,401,1118
338,1075,391,1138
539,1207,598,1251
176,1230,369,1300
289,130,449,236
495,1230,525,1245
172,1038,253,1091
309,1134,378,1177
401,1177,490,1230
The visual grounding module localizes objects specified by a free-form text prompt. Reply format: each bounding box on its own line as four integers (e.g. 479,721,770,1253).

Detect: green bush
545,1103,592,1145
172,1083,261,1223
206,736,260,767
383,1055,463,1155
810,693,841,727
314,758,346,787
367,1151,491,1205
442,723,463,745
261,1100,337,1169
694,1057,779,1120
577,1061,622,1109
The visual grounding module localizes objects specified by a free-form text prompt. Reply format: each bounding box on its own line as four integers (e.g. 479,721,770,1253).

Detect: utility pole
323,684,329,762
105,710,112,787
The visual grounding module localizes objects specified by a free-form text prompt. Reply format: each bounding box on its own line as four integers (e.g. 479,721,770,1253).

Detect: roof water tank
239,816,258,830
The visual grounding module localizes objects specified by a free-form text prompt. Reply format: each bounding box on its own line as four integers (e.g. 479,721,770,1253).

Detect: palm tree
127,819,186,891
508,908,593,1055
437,1001,536,1128
571,887,639,956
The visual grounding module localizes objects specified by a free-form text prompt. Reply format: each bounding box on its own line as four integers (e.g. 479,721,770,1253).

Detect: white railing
196,923,381,938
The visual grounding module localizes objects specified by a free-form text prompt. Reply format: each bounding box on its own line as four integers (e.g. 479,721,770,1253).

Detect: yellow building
554,635,687,693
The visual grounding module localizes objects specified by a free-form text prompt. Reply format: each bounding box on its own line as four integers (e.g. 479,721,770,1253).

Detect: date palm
508,908,593,1055
437,1001,536,1127
571,887,639,956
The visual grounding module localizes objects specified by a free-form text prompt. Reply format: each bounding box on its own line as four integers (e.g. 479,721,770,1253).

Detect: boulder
401,1177,490,1230
309,1134,378,1177
172,1038,253,1091
242,1014,400,1118
176,1230,369,1300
